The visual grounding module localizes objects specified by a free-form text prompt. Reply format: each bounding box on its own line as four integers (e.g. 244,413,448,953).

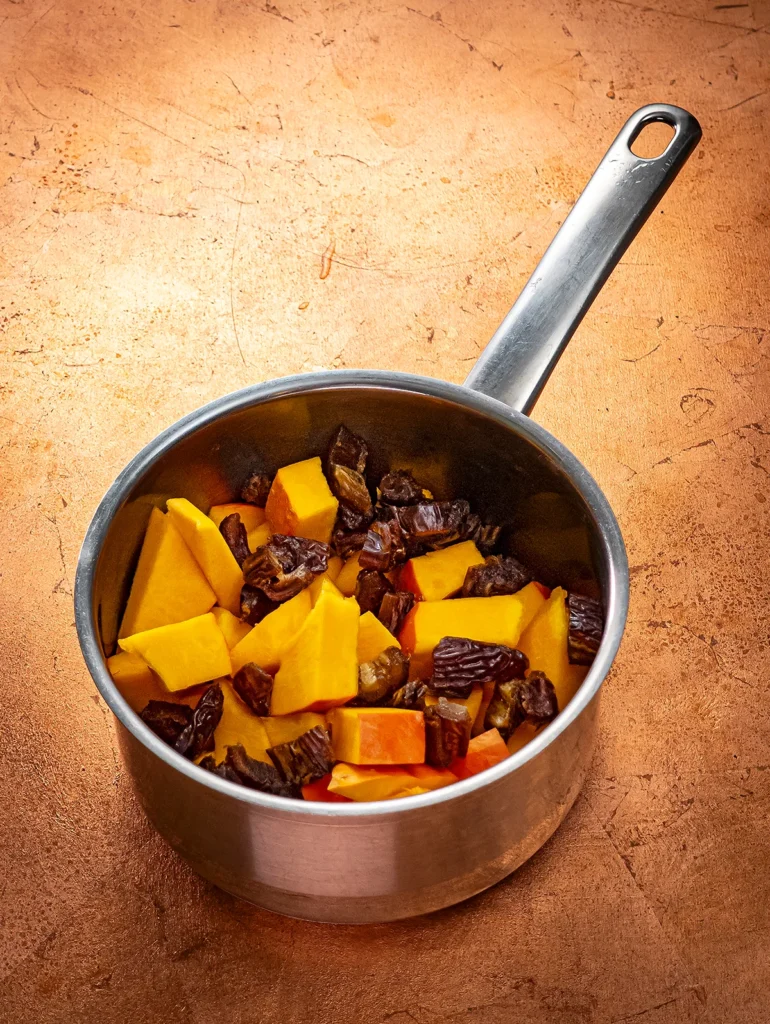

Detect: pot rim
74,369,629,819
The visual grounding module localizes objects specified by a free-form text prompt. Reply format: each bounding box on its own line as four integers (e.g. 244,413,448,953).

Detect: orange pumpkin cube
265,456,338,544
516,586,587,710
302,774,352,802
400,540,484,601
451,728,510,779
328,707,426,765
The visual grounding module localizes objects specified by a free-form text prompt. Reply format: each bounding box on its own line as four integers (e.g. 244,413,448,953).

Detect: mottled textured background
1,0,769,1021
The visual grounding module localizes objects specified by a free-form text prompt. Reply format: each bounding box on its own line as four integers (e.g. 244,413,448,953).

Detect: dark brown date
518,671,559,724
198,755,242,783
219,512,250,567
359,519,406,571
484,672,558,740
355,569,394,615
567,593,603,665
431,637,529,698
225,744,297,796
390,679,427,710
424,698,472,768
461,516,502,556
332,527,369,559
232,662,273,716
331,465,373,517
140,701,193,746
357,647,410,704
240,585,278,625
174,683,224,760
327,425,368,475
240,472,272,507
398,500,470,550
378,590,414,636
243,535,329,602
378,470,424,506
267,726,335,787
462,555,533,598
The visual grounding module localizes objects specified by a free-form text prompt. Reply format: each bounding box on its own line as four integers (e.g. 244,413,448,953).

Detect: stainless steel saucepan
75,104,701,923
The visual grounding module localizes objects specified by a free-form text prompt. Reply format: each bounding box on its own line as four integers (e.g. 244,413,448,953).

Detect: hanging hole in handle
629,119,676,158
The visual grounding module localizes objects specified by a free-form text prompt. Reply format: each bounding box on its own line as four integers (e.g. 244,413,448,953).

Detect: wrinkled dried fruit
337,502,373,533
174,683,224,759
355,569,394,615
465,519,502,556
240,585,279,625
379,470,424,506
431,637,529,698
424,697,472,768
462,555,533,598
267,726,335,787
484,672,558,740
219,513,250,567
378,590,415,636
232,662,273,715
327,425,368,475
243,534,329,602
240,472,272,507
357,646,410,704
332,527,369,558
398,500,470,550
359,518,406,571
567,593,604,665
198,754,242,783
331,465,373,516
225,744,297,796
390,679,427,710
140,700,193,746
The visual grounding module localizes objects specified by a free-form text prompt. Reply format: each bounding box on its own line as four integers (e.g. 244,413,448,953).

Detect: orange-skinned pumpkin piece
328,707,426,765
400,540,485,602
301,774,352,802
516,586,587,710
451,728,510,779
230,588,313,675
265,456,338,544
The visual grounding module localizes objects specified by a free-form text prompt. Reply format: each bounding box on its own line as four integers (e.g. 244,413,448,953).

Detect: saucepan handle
464,104,702,415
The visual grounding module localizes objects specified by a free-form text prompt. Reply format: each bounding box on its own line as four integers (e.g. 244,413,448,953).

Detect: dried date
240,472,272,507
390,679,427,710
332,527,369,559
243,534,329,602
267,726,334,787
378,470,424,506
357,647,410,704
431,637,529,698
378,590,414,636
140,700,193,746
462,555,533,598
219,512,250,567
355,569,394,615
327,425,368,475
198,755,242,783
174,683,224,760
424,698,472,768
331,465,373,517
462,517,502,556
359,519,406,571
225,744,297,796
232,662,273,716
518,671,559,724
567,593,603,665
484,672,558,740
241,585,278,624
398,500,470,550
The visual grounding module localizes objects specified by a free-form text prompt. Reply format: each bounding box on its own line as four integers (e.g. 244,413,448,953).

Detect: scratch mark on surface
320,238,336,280
610,997,683,1022
722,90,768,111
19,0,59,41
621,343,660,363
229,185,247,368
605,0,763,32
13,74,65,121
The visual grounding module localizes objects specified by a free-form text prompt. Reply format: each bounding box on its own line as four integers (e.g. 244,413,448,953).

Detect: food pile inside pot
109,426,604,802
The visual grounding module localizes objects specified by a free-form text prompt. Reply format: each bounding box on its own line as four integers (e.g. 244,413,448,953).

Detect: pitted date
327,425,368,475
331,465,373,516
140,701,193,746
398,500,470,549
240,472,272,507
378,470,424,506
484,671,558,740
174,683,224,760
219,512,250,567
243,534,329,602
232,662,273,716
355,569,394,615
198,755,242,783
462,555,533,598
461,515,502,556
431,637,529,698
241,585,278,624
424,698,472,768
357,647,410,704
378,590,414,635
359,519,406,571
267,726,334,787
567,593,603,665
225,744,297,796
332,527,369,559
390,679,427,710
518,671,559,723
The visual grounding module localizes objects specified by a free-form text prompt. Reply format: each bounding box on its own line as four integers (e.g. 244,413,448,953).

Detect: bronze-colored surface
1,0,768,1020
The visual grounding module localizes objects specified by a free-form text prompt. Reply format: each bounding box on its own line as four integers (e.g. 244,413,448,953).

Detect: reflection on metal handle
464,104,702,415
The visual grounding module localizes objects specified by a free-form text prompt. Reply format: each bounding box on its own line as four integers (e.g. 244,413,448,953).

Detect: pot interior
91,378,610,660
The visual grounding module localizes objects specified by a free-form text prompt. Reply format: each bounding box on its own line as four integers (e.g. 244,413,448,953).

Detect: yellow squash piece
308,567,343,604
119,508,216,638
262,712,327,747
400,593,529,678
265,456,339,545
356,611,400,664
107,651,170,713
271,580,359,714
119,612,231,692
400,540,485,602
212,678,272,763
211,607,251,650
335,550,364,596
506,722,540,755
515,581,549,634
328,707,425,765
328,763,424,801
516,586,587,710
230,588,313,675
247,522,271,552
208,503,266,532
166,498,244,615
425,686,483,725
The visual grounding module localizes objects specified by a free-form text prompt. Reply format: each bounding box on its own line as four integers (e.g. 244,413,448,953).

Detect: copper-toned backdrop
1,1,768,1020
